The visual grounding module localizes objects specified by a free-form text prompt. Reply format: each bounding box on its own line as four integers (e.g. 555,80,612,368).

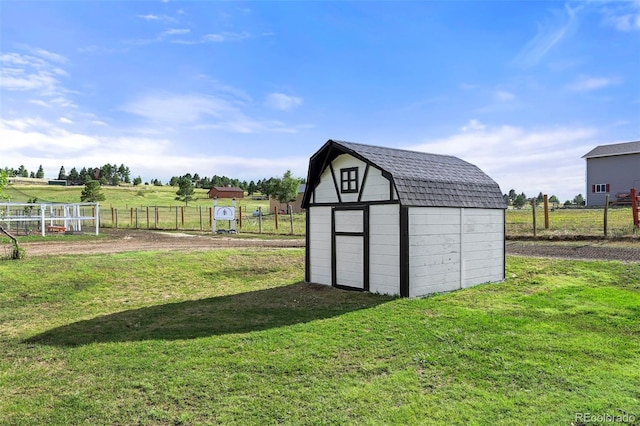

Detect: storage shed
208,186,244,199
302,140,506,298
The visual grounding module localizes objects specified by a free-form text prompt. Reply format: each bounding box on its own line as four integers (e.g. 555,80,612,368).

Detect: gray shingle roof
582,141,640,159
303,140,506,209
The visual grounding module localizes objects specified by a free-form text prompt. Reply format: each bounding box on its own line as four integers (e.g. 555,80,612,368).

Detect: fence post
175,206,179,230
212,198,217,233
130,208,134,227
604,194,609,237
239,206,243,229
258,206,262,234
111,207,114,225
115,208,119,229
631,188,639,230
275,206,279,230
289,204,294,235
146,207,150,229
154,207,158,229
40,204,46,236
181,206,185,227
543,194,549,229
95,203,100,235
531,198,536,237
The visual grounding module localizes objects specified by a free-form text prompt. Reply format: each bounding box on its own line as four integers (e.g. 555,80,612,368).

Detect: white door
332,207,368,290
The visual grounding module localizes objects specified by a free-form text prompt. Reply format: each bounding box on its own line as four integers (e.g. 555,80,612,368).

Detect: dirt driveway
18,228,640,262
20,228,305,257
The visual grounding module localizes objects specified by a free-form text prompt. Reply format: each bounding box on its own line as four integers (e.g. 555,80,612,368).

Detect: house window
593,184,609,193
340,167,359,193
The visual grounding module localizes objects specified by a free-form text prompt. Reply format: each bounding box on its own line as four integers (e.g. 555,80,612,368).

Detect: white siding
312,154,394,204
308,206,332,286
332,154,367,203
408,207,461,296
334,210,363,233
313,167,339,204
369,204,400,295
461,209,504,288
335,236,364,288
408,207,504,297
360,165,393,202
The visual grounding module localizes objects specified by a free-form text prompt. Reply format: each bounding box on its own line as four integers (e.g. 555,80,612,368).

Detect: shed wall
409,207,461,295
408,207,504,297
461,209,505,287
369,204,400,295
308,206,332,285
313,168,339,204
312,154,393,204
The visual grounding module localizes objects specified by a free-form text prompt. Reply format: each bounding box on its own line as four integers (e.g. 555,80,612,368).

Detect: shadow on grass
25,283,394,347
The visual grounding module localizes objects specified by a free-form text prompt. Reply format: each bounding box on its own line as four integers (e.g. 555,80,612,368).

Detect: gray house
582,141,640,206
302,140,506,298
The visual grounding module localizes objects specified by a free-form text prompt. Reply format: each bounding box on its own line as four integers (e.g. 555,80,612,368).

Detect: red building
207,186,244,199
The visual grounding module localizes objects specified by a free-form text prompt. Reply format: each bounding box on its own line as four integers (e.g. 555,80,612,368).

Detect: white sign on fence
214,206,235,220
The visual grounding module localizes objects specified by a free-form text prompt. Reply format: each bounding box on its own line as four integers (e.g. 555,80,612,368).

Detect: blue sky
1,1,638,201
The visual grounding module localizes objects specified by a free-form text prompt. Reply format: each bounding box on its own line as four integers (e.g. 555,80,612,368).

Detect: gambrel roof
582,141,640,159
303,139,506,209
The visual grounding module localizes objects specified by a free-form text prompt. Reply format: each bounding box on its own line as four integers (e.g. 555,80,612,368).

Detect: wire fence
506,206,639,238
3,203,639,239
99,205,306,236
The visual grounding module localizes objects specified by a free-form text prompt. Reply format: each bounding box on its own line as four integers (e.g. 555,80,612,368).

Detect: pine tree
58,166,66,181
80,180,106,202
36,165,45,179
175,177,195,205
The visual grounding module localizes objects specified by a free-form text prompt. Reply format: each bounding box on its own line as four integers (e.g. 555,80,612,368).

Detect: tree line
3,164,305,205
504,189,585,208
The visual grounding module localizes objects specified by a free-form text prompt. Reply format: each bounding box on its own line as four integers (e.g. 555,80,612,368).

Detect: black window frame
340,167,359,194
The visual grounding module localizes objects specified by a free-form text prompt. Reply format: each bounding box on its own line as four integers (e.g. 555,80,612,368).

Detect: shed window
340,167,359,193
593,184,609,193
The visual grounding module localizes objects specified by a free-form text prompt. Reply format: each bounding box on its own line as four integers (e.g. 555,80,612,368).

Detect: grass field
1,250,638,425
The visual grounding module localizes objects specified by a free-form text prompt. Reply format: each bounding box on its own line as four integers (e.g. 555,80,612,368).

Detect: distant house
207,186,244,199
302,139,506,298
269,184,306,214
582,141,640,206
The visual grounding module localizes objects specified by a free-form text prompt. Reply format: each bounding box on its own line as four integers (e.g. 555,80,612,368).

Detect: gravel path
506,241,640,262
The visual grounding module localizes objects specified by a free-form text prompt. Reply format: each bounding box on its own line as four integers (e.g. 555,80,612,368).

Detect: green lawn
1,250,638,425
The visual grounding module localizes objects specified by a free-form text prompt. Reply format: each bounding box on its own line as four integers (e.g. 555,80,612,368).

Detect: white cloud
0,116,308,183
0,51,70,98
495,90,516,102
121,92,300,133
265,93,303,111
138,14,159,20
512,4,579,67
59,117,73,124
162,28,190,36
602,0,640,31
202,31,251,42
460,119,486,132
406,122,599,201
28,99,49,107
567,75,617,92
28,47,67,63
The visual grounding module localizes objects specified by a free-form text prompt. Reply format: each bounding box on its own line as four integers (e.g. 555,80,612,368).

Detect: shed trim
400,206,409,297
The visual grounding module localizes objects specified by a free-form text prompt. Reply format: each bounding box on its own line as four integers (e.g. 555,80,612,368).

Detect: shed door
332,207,369,291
